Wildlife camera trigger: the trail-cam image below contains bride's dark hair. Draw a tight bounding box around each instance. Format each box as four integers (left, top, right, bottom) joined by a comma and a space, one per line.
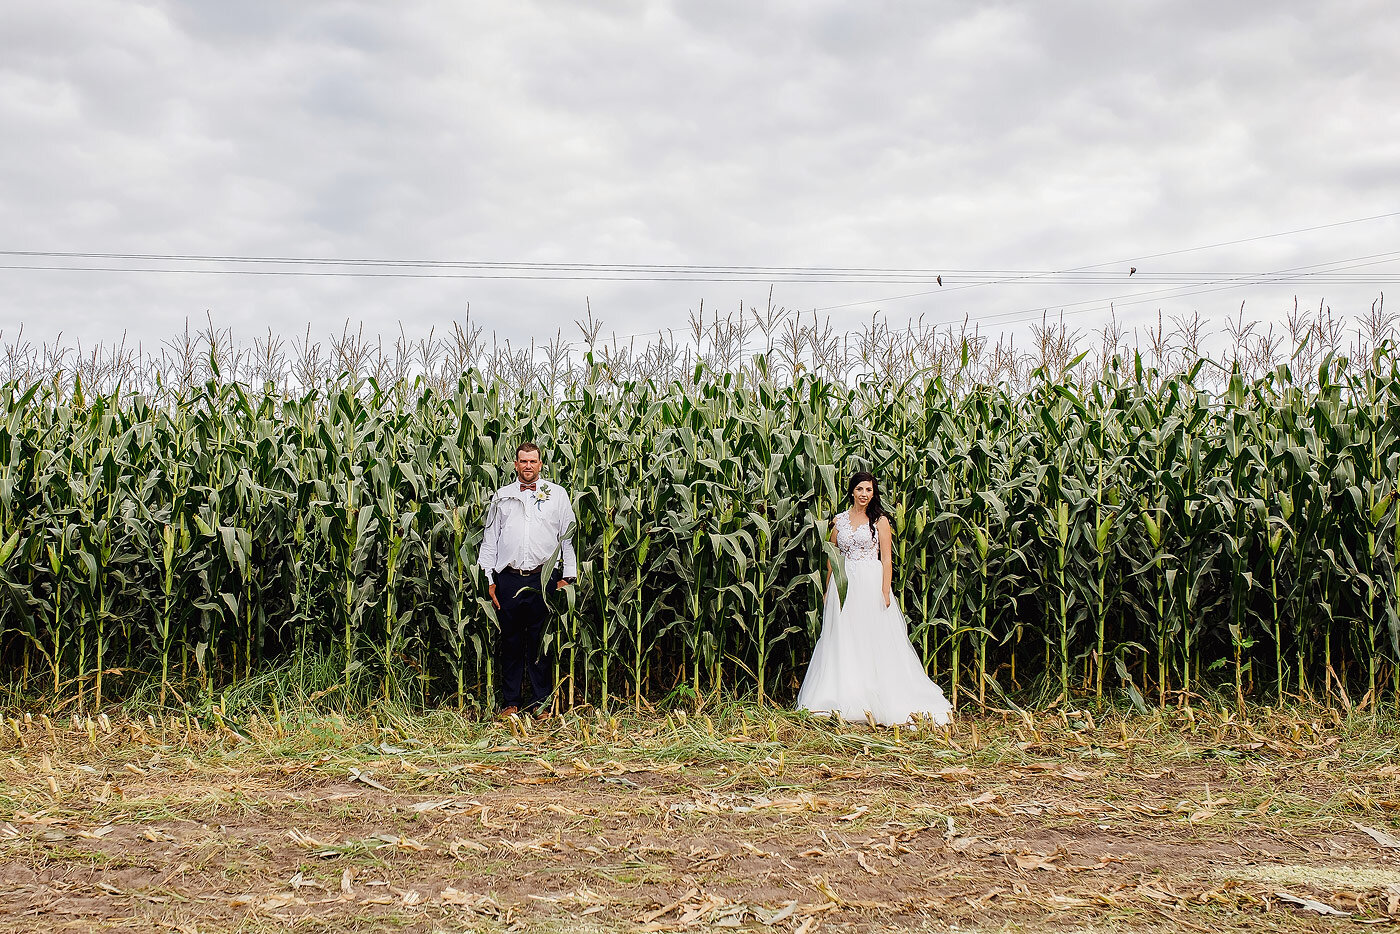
847, 471, 890, 550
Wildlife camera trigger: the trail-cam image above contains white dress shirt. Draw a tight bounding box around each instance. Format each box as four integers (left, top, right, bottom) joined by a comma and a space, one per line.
478, 478, 579, 583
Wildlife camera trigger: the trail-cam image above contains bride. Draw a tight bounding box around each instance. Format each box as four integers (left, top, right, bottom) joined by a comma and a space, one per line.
797, 471, 953, 727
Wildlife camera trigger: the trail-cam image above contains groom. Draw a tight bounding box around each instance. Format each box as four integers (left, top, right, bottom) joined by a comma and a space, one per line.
478, 442, 577, 716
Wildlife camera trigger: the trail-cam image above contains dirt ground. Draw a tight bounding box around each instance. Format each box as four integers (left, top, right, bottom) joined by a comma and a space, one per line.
1, 705, 1397, 932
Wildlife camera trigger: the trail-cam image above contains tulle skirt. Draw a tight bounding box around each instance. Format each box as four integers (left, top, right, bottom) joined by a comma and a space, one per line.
796, 560, 953, 727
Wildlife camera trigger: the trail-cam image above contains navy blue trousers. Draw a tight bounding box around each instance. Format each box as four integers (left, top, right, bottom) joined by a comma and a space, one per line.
495, 567, 558, 710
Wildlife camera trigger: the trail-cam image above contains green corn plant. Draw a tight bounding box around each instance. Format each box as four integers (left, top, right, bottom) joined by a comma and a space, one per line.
433, 504, 478, 710
3, 328, 1400, 714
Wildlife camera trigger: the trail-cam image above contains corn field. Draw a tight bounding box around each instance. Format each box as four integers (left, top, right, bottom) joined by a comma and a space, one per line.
1, 300, 1398, 712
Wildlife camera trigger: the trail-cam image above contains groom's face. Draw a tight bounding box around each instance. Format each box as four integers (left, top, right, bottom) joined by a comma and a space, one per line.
515, 450, 541, 484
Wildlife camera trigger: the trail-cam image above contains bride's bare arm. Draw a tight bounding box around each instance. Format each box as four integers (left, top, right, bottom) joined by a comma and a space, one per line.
824, 520, 838, 597
878, 517, 893, 606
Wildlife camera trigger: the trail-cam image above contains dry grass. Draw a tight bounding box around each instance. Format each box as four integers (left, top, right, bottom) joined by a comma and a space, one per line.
2, 703, 1398, 932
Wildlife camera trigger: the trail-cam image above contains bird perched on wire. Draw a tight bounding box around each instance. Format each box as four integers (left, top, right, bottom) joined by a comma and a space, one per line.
1129, 267, 1137, 276
937, 275, 942, 286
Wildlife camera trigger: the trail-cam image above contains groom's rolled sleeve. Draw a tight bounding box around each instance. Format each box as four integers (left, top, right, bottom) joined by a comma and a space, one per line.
478, 498, 502, 582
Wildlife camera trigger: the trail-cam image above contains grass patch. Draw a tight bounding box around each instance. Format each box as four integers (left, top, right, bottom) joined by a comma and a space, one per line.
3, 702, 1400, 931
1227, 863, 1400, 889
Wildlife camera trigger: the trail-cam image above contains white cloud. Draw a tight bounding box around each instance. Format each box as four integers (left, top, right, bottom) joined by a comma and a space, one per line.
0, 0, 1397, 354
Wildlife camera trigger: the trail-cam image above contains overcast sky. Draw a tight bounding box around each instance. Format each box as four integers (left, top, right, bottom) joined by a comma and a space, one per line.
2, 1, 1398, 356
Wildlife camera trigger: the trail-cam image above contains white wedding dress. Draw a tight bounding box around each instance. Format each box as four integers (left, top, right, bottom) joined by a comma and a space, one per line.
797, 512, 953, 726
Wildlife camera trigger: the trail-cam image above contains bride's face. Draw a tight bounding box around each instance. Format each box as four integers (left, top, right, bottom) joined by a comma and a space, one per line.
852, 480, 874, 508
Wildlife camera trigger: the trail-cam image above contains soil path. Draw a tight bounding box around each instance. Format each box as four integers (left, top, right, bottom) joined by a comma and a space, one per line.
1, 711, 1395, 931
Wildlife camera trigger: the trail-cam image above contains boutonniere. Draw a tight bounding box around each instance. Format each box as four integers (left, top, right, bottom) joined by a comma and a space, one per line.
531, 483, 552, 507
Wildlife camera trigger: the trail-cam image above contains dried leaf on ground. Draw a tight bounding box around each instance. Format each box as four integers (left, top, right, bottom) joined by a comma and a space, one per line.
1353, 821, 1400, 850
1275, 890, 1350, 916
347, 767, 390, 791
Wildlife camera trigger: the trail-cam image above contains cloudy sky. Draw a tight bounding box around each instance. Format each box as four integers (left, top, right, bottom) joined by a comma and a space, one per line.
2, 0, 1398, 356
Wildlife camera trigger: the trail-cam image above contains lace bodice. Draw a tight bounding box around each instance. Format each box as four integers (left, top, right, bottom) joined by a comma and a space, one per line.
835, 511, 880, 562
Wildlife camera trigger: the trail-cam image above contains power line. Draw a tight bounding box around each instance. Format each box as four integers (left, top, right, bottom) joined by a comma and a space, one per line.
3, 210, 1397, 281
4, 211, 1395, 347
5, 260, 1400, 288
593, 250, 1400, 345
811, 210, 1400, 312
922, 252, 1400, 333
